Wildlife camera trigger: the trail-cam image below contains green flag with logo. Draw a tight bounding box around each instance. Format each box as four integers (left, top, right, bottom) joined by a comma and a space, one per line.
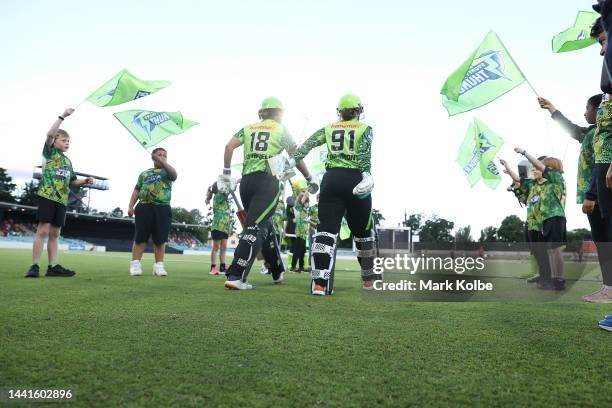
441, 31, 527, 116
86, 69, 170, 107
340, 218, 351, 240
456, 118, 504, 189
552, 11, 599, 53
114, 110, 198, 148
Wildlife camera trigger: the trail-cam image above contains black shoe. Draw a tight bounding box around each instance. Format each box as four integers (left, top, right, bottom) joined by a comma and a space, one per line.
552, 278, 566, 291
46, 264, 76, 277
219, 264, 226, 273
526, 275, 541, 283
537, 280, 555, 290
25, 264, 40, 278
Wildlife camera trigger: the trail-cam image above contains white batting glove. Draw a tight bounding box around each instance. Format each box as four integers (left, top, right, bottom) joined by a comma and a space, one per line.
352, 172, 374, 197
217, 172, 237, 193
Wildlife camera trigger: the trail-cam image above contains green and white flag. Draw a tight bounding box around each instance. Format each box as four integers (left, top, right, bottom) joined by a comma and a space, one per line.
441, 31, 526, 116
456, 117, 504, 189
552, 11, 599, 53
339, 218, 351, 240
114, 110, 198, 148
86, 69, 170, 107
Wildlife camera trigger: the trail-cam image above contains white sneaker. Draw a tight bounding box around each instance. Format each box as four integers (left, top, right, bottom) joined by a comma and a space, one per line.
273, 272, 284, 285
224, 279, 253, 290
153, 262, 168, 277
129, 260, 142, 276
260, 264, 269, 274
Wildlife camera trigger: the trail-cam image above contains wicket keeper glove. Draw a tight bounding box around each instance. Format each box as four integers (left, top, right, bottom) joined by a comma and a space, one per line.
352, 172, 374, 198
306, 175, 319, 194
217, 172, 237, 193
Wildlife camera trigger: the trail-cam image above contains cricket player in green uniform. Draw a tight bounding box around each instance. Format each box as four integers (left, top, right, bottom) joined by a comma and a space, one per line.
128, 148, 177, 277
25, 108, 94, 278
219, 97, 316, 290
206, 182, 233, 275
286, 94, 377, 295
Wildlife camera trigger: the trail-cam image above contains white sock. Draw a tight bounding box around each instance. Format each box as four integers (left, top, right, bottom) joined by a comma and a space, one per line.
604, 285, 612, 290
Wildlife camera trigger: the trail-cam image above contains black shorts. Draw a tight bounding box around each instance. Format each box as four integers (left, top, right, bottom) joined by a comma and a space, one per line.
596, 163, 612, 218
542, 216, 567, 248
211, 230, 229, 240
37, 197, 67, 227
239, 172, 280, 226
134, 203, 172, 245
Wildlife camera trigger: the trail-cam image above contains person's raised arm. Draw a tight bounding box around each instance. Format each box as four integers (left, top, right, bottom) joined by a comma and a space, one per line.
514, 147, 545, 172
46, 108, 74, 146
499, 158, 520, 184
538, 97, 588, 142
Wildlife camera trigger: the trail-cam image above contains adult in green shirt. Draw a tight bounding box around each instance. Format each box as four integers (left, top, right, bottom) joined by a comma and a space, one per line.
289, 94, 377, 295
26, 108, 93, 278
220, 97, 316, 290
538, 94, 612, 300
127, 148, 177, 277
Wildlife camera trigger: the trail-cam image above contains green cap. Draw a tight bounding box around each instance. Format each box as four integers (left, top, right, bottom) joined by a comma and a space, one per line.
261, 97, 283, 110
337, 94, 362, 110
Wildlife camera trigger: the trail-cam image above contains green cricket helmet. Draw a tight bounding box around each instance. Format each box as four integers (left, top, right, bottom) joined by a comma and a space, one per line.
337, 94, 362, 110
260, 97, 283, 110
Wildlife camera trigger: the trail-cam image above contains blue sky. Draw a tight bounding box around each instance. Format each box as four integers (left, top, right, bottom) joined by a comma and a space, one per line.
0, 0, 605, 236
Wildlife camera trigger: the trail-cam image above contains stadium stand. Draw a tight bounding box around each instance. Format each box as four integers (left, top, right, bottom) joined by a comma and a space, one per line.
0, 202, 208, 253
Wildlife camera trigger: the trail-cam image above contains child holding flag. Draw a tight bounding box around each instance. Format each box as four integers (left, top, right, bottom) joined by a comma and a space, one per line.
500, 158, 549, 287
291, 191, 310, 272
513, 149, 567, 290
206, 182, 233, 275
127, 148, 177, 277
25, 108, 94, 278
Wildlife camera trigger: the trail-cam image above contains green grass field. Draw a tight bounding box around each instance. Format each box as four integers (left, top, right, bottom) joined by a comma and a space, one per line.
2, 249, 612, 407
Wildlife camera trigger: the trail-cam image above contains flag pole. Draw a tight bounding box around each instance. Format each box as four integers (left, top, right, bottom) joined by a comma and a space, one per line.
74, 99, 87, 110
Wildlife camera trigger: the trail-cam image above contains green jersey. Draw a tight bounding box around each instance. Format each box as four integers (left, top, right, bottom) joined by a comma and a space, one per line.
294, 202, 310, 240
37, 143, 75, 205
511, 179, 543, 232
211, 192, 232, 234
135, 168, 172, 205
308, 204, 319, 228
272, 199, 286, 234
234, 119, 296, 175
577, 128, 596, 203
594, 97, 612, 164
294, 120, 373, 172
540, 168, 566, 221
